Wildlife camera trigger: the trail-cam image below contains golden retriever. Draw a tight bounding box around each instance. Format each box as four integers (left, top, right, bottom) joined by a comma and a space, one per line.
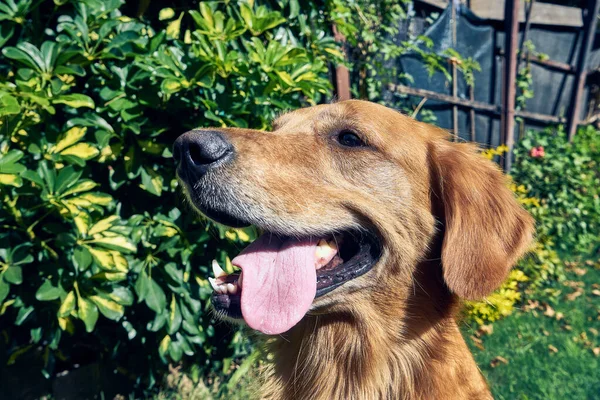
173, 100, 534, 399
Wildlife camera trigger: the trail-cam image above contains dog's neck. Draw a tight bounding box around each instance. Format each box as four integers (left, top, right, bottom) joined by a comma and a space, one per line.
261, 262, 492, 400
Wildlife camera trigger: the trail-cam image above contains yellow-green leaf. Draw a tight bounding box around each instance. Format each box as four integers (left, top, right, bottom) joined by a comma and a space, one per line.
87, 247, 115, 269
91, 271, 127, 282
167, 295, 182, 335
159, 335, 171, 358
110, 251, 128, 272
89, 236, 136, 254
60, 142, 99, 160
61, 180, 97, 197
159, 7, 175, 20
166, 12, 183, 38
0, 173, 23, 187
78, 192, 112, 205
58, 291, 76, 317
89, 295, 124, 321
88, 215, 119, 236
53, 94, 95, 109
78, 296, 98, 332
52, 126, 87, 154
74, 212, 91, 236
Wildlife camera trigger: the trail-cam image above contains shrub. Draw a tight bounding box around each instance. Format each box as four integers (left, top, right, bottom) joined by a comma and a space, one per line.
466, 269, 528, 325
512, 125, 600, 256
466, 126, 599, 324
0, 0, 337, 391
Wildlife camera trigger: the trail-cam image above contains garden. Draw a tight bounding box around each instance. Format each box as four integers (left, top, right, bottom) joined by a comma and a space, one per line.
0, 1, 598, 399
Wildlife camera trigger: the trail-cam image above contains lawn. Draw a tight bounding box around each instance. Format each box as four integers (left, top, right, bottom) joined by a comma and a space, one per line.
464, 259, 600, 400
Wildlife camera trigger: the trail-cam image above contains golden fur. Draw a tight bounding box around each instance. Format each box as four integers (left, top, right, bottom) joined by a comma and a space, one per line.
180, 100, 534, 399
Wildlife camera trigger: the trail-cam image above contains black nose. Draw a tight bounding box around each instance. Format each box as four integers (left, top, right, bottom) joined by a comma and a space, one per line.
173, 130, 233, 179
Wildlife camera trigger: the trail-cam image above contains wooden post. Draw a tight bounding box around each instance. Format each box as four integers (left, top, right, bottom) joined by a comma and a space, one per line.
332, 25, 351, 101
567, 0, 600, 141
518, 0, 534, 140
469, 86, 476, 141
451, 0, 459, 140
501, 0, 520, 172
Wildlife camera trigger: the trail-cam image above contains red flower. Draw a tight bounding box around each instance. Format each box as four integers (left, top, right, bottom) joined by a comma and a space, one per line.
529, 146, 545, 158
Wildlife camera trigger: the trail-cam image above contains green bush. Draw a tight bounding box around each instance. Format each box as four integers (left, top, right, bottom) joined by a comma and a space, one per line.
466, 127, 599, 324
512, 125, 600, 256
0, 0, 337, 390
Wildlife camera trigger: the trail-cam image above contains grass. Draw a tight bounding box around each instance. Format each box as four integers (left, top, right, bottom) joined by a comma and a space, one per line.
464, 259, 600, 400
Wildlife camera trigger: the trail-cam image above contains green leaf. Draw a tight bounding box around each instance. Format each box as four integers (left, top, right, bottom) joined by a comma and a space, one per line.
21, 170, 44, 187
60, 179, 97, 197
73, 246, 93, 270
2, 43, 43, 71
0, 93, 20, 117
66, 114, 114, 134
0, 24, 15, 48
145, 276, 166, 313
0, 279, 9, 303
140, 167, 163, 196
164, 262, 183, 282
53, 94, 95, 109
58, 291, 76, 317
78, 296, 99, 332
4, 266, 22, 285
89, 295, 124, 321
168, 338, 183, 362
0, 150, 26, 174
135, 271, 149, 302
0, 150, 24, 168
15, 305, 34, 325
36, 280, 62, 301
54, 166, 82, 194
148, 310, 167, 332
104, 287, 133, 306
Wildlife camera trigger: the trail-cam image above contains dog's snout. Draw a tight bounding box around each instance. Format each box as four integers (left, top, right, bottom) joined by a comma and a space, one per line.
173, 130, 233, 178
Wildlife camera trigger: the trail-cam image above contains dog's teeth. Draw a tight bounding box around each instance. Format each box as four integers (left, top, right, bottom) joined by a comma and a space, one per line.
315, 239, 338, 268
238, 272, 243, 287
212, 259, 227, 278
208, 277, 219, 291
226, 283, 237, 294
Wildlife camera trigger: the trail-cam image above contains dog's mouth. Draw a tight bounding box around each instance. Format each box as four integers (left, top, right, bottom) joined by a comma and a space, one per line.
209, 229, 381, 335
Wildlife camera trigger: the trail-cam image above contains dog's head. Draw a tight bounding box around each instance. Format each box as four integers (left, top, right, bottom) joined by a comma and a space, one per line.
174, 100, 534, 335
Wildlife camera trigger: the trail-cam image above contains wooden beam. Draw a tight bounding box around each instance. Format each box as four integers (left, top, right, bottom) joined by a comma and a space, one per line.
501, 0, 520, 171
389, 84, 566, 124
416, 0, 584, 27
390, 84, 498, 112
497, 49, 575, 73
567, 0, 600, 141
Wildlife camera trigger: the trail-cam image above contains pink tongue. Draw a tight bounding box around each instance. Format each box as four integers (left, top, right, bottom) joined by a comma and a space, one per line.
232, 234, 318, 335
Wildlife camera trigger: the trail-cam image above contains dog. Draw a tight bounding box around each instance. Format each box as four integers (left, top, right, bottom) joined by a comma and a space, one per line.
173, 100, 534, 399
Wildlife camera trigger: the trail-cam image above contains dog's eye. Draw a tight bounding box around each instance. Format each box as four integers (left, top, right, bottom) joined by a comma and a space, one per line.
337, 130, 366, 148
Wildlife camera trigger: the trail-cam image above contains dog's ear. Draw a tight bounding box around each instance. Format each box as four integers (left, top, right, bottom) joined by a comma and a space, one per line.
430, 140, 534, 300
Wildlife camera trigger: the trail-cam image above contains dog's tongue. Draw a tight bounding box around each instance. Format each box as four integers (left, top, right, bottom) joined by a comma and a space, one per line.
232, 234, 318, 335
